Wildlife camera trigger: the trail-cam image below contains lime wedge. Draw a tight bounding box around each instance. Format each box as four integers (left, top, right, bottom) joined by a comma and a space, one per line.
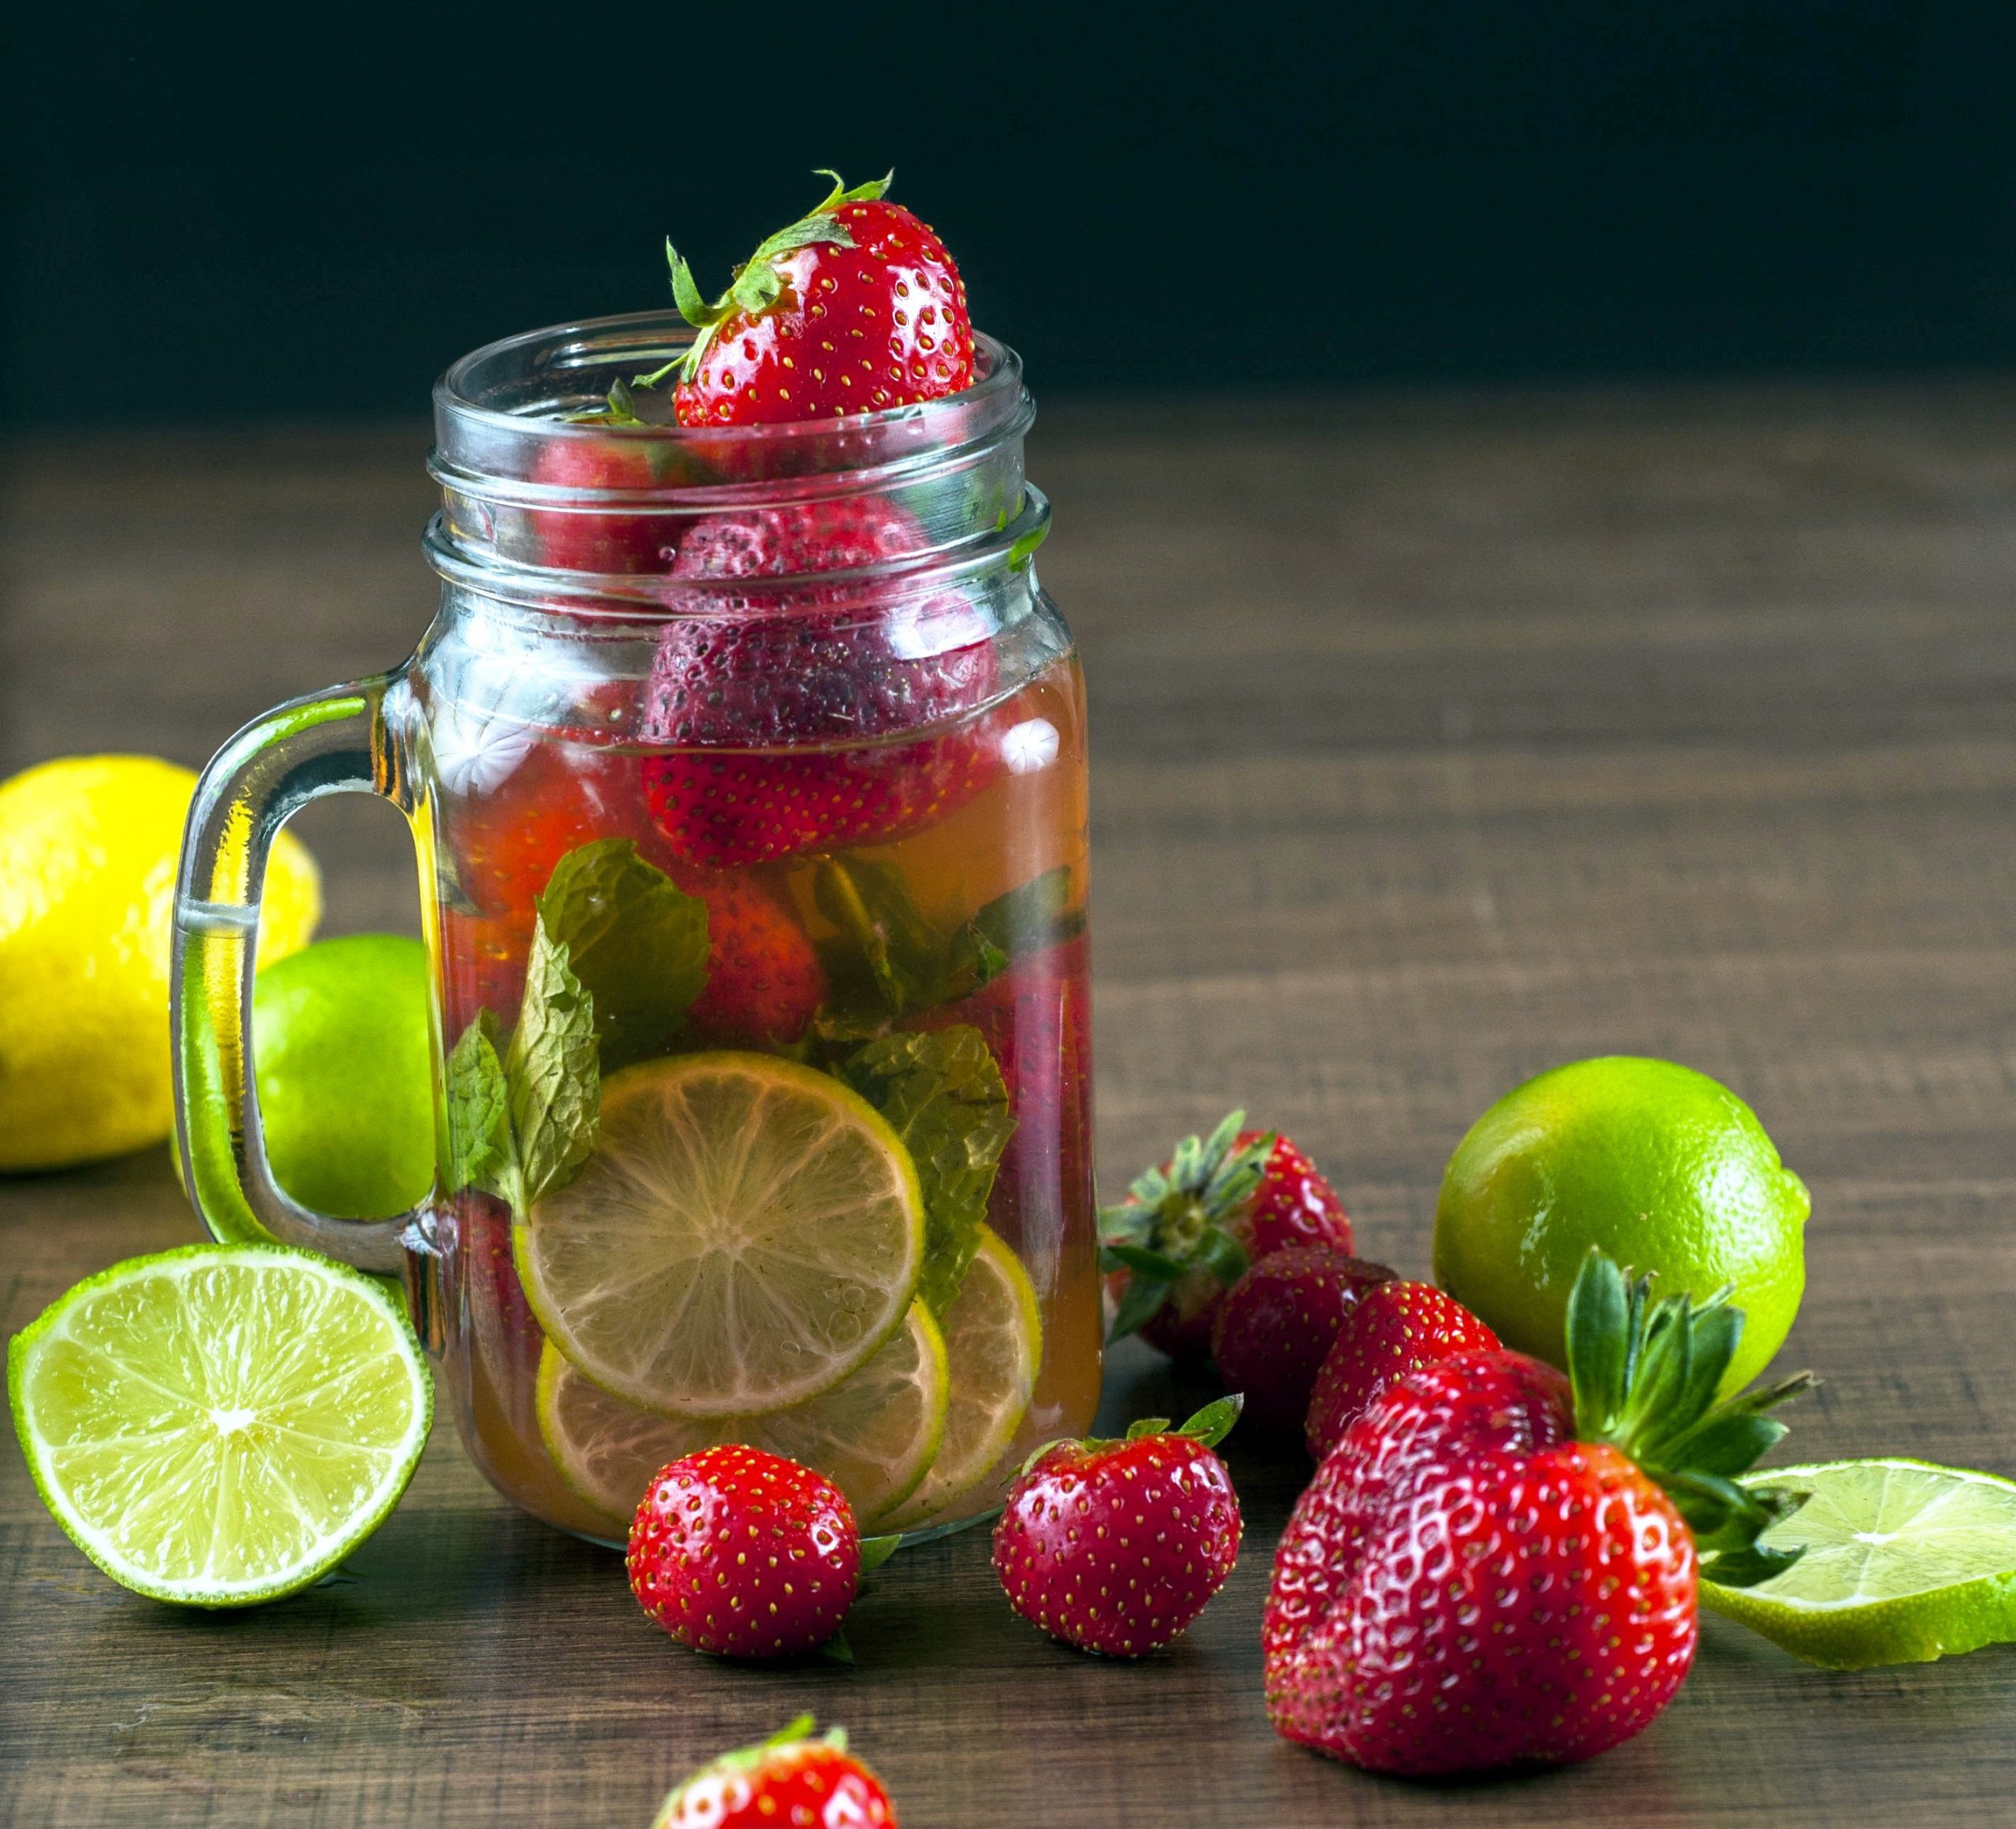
878, 1227, 1041, 1534
537, 1300, 948, 1527
518, 1052, 925, 1417
1702, 1457, 2016, 1668
6, 1244, 430, 1607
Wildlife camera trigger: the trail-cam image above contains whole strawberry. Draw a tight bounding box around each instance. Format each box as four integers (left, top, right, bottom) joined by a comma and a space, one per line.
1303, 1279, 1500, 1460
639, 495, 999, 868
1208, 1249, 1395, 1433
993, 1398, 1243, 1657
664, 172, 973, 427
681, 873, 828, 1046
1264, 1251, 1811, 1775
1101, 1111, 1353, 1360
653, 1716, 895, 1829
628, 1445, 860, 1658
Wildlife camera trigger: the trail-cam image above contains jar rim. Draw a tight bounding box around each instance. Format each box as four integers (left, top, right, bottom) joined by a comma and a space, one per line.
435, 309, 1025, 465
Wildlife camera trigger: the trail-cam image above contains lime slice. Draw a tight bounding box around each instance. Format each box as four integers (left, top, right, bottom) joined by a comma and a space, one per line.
537, 1300, 948, 1527
877, 1227, 1041, 1533
1702, 1457, 2016, 1668
6, 1244, 431, 1607
518, 1052, 925, 1417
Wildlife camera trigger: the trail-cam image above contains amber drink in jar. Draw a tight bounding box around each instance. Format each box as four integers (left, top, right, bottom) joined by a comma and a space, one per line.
173, 311, 1098, 1542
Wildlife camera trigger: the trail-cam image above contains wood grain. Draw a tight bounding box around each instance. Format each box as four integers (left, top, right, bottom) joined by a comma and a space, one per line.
6, 384, 2016, 1826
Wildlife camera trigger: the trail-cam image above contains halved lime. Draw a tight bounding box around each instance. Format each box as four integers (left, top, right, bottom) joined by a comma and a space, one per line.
537, 1300, 948, 1527
517, 1053, 925, 1417
6, 1244, 431, 1607
1702, 1457, 2016, 1668
878, 1227, 1042, 1534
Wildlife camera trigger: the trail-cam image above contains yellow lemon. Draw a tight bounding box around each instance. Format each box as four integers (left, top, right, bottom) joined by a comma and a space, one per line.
0, 757, 321, 1172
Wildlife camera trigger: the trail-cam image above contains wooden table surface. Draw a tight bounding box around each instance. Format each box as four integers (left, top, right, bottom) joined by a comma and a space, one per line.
6, 385, 2016, 1826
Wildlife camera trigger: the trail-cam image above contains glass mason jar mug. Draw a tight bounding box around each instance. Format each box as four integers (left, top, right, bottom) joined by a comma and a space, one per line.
172, 313, 1098, 1543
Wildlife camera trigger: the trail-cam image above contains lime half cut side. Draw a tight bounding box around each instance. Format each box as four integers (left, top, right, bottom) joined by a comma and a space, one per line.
6, 1244, 431, 1607
878, 1227, 1042, 1534
518, 1052, 925, 1418
537, 1300, 948, 1527
1702, 1457, 2016, 1669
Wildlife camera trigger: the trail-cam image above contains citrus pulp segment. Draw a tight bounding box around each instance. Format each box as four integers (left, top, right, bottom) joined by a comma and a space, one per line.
517, 1052, 925, 1416
536, 1301, 948, 1527
877, 1226, 1041, 1533
1702, 1457, 2016, 1669
6, 1244, 430, 1606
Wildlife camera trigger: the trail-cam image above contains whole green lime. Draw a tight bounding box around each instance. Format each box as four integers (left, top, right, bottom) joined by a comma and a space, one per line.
1432, 1057, 1807, 1394
253, 934, 435, 1220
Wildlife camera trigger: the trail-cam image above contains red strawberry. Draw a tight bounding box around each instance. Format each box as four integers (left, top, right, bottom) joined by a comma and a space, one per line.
665, 172, 973, 428
1263, 1252, 1811, 1775
1303, 1279, 1500, 1461
639, 494, 1000, 869
628, 1446, 860, 1659
991, 1398, 1242, 1657
652, 1717, 895, 1829
682, 873, 828, 1046
1208, 1250, 1395, 1433
527, 435, 676, 575
1101, 1113, 1353, 1361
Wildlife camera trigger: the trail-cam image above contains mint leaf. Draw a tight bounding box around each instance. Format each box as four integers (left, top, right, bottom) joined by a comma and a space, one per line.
506, 920, 600, 1205
537, 839, 708, 1073
445, 1011, 520, 1206
949, 866, 1081, 992
839, 1026, 1015, 1316
814, 857, 951, 1019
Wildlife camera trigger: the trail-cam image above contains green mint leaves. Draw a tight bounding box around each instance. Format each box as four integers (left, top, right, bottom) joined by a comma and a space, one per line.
445, 1011, 517, 1209
505, 924, 602, 1205
813, 859, 1083, 1042
537, 839, 708, 1073
445, 841, 711, 1211
839, 1026, 1015, 1316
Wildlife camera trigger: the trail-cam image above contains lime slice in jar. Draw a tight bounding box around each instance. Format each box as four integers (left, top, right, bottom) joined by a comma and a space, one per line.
536, 1301, 949, 1528
7, 1244, 431, 1607
516, 1051, 925, 1417
877, 1227, 1042, 1534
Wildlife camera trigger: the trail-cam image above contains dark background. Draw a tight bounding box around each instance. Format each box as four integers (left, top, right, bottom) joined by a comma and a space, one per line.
6, 2, 2013, 423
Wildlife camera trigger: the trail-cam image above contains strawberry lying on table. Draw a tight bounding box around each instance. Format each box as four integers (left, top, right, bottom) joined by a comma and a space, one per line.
1265, 1249, 1811, 1775
1100, 1111, 1358, 1360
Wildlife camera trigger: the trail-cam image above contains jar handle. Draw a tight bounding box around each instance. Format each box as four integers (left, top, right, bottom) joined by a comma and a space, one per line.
172, 675, 422, 1273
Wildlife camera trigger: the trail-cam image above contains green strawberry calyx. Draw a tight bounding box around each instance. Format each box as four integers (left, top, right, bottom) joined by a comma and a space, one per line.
639, 170, 895, 394
1566, 1247, 1814, 1588
1099, 1109, 1272, 1340
1017, 1395, 1244, 1479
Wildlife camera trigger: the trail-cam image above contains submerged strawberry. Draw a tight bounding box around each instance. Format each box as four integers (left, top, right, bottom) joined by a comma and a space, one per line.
528, 435, 675, 575
663, 171, 973, 428
1101, 1113, 1354, 1360
1208, 1250, 1395, 1434
993, 1398, 1243, 1657
639, 495, 1000, 868
681, 872, 828, 1046
652, 1716, 896, 1829
1264, 1251, 1811, 1775
1303, 1279, 1500, 1461
628, 1445, 861, 1660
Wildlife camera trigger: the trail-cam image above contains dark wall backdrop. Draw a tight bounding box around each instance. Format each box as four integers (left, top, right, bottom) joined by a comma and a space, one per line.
7, 2, 2013, 422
